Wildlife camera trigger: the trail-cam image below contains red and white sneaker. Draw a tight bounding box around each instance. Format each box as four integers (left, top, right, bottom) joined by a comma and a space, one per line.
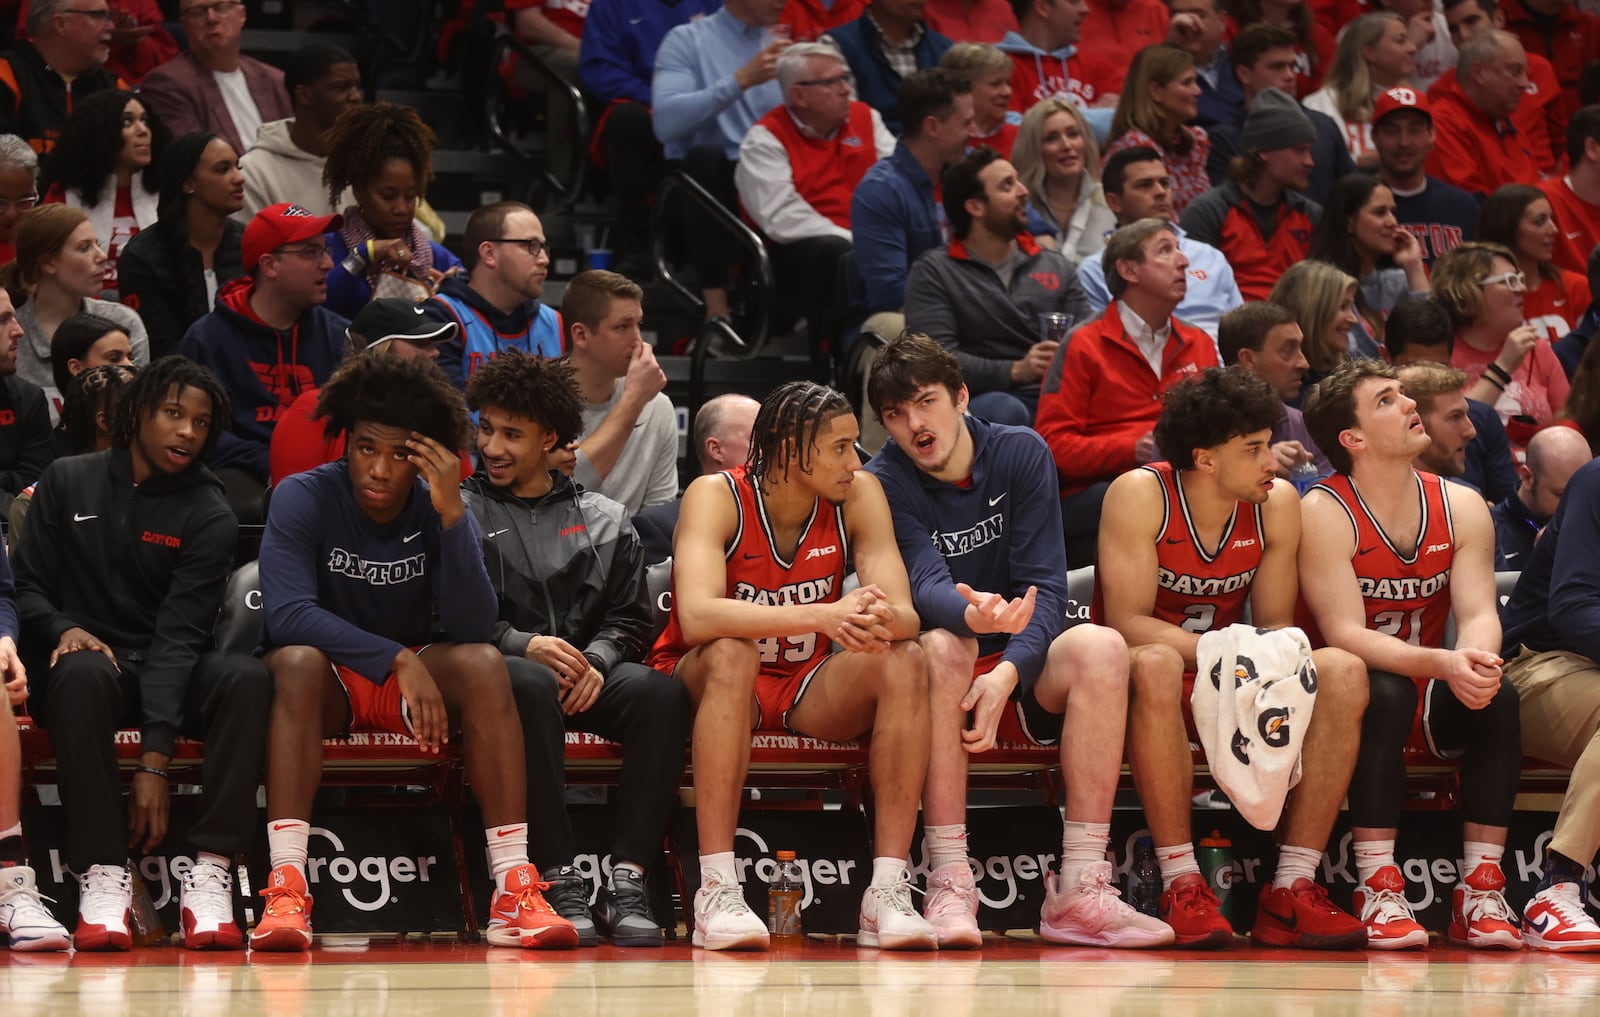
1351, 866, 1428, 950
1158, 872, 1234, 949
249, 865, 314, 952
1448, 863, 1521, 950
74, 864, 133, 951
1523, 882, 1600, 953
486, 864, 580, 949
1252, 878, 1367, 950
0, 866, 70, 951
923, 861, 982, 950
181, 860, 244, 950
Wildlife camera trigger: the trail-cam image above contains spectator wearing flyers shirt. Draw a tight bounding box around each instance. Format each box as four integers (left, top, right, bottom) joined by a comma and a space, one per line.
1370, 85, 1481, 270
996, 0, 1119, 139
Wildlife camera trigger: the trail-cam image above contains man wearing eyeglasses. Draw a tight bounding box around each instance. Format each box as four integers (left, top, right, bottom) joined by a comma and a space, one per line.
177, 203, 350, 523
138, 0, 291, 157
736, 43, 894, 371
425, 201, 563, 390
0, 0, 128, 154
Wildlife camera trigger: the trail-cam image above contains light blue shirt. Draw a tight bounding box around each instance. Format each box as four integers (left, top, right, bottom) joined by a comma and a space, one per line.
1076, 226, 1242, 341
651, 7, 784, 160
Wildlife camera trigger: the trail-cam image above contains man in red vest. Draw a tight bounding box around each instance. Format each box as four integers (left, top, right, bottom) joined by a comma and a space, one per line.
736, 41, 894, 359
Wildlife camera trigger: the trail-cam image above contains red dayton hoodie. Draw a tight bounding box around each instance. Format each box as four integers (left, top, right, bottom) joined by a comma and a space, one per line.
177, 275, 349, 482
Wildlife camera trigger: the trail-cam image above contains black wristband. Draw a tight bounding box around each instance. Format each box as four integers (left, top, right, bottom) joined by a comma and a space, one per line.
135, 765, 169, 780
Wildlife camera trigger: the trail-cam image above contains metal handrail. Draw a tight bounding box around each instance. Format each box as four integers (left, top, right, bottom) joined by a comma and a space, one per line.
650, 171, 775, 351
485, 29, 591, 214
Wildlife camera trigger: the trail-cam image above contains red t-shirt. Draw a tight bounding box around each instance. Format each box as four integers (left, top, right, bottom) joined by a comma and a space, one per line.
506, 0, 588, 39
1538, 175, 1600, 278
1522, 269, 1592, 345
1078, 0, 1170, 94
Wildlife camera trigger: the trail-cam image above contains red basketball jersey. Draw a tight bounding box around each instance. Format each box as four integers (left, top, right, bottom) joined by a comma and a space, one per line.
649, 468, 850, 679
1093, 462, 1264, 633
1316, 471, 1455, 647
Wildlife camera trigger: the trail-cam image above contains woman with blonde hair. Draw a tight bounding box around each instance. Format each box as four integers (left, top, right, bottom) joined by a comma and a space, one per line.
1302, 12, 1416, 168
1010, 99, 1114, 264
1434, 241, 1569, 450
1103, 45, 1210, 215
4, 204, 148, 419
940, 43, 1017, 156
1268, 259, 1360, 396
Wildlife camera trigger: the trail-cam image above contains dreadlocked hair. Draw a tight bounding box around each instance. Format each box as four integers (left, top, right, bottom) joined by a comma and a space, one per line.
111, 356, 231, 458
321, 103, 436, 211
61, 362, 137, 455
314, 352, 472, 451
464, 349, 584, 449
746, 381, 854, 480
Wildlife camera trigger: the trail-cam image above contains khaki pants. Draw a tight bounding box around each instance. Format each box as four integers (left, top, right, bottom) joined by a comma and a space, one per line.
1506, 647, 1600, 864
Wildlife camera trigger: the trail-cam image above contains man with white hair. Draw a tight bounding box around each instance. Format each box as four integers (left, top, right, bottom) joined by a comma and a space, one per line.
1426, 30, 1540, 198
736, 41, 894, 358
0, 136, 38, 264
632, 393, 760, 564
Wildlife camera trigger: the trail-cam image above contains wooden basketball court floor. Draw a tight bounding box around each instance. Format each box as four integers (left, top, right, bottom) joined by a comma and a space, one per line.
4, 939, 1598, 1016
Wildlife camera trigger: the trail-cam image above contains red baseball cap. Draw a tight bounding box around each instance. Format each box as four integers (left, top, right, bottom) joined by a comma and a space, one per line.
242, 202, 345, 268
1373, 86, 1431, 126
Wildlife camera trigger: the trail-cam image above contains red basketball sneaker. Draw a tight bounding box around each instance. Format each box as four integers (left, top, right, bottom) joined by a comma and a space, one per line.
1252, 878, 1367, 950
250, 865, 314, 952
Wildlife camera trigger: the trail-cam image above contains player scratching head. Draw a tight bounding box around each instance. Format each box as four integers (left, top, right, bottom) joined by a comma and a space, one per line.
112, 355, 231, 484
1303, 358, 1427, 476
1154, 365, 1285, 503
867, 332, 974, 481
465, 348, 585, 499
748, 380, 860, 504
315, 353, 472, 524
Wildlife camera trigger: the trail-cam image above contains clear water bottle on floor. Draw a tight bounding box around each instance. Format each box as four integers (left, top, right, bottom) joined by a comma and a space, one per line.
767, 850, 804, 946
1127, 836, 1161, 918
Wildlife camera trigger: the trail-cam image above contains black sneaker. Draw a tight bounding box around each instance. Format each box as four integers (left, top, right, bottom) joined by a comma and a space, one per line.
542, 866, 598, 947
596, 866, 664, 947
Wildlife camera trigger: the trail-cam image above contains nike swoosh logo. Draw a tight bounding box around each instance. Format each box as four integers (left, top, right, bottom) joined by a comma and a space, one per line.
1358, 547, 1377, 556
989, 493, 1006, 506
487, 528, 510, 538
743, 552, 761, 560
1529, 912, 1557, 933
1164, 537, 1184, 545
495, 828, 523, 838
1261, 903, 1298, 929
403, 531, 422, 543
1568, 231, 1584, 240
1504, 551, 1519, 560
412, 305, 426, 314
73, 513, 96, 522
628, 15, 644, 22
271, 822, 300, 831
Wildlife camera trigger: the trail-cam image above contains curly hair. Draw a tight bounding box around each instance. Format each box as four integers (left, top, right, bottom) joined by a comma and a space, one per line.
61, 362, 136, 455
747, 381, 854, 480
314, 353, 471, 451
42, 90, 167, 207
464, 349, 584, 449
1154, 367, 1285, 470
321, 103, 436, 211
111, 356, 232, 459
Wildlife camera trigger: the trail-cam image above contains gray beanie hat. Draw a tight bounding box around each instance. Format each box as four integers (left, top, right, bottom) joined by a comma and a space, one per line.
1243, 88, 1316, 153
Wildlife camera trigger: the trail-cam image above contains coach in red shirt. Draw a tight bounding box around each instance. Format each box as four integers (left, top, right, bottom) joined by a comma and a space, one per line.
1035, 217, 1219, 564
1427, 30, 1542, 198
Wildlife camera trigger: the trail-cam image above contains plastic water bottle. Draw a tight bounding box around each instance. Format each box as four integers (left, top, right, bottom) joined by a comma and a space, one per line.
1127, 836, 1161, 918
130, 869, 167, 946
766, 851, 804, 945
1290, 460, 1320, 495
1198, 830, 1236, 922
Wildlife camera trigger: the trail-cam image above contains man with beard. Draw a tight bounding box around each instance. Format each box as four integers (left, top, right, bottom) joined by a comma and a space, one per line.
905, 146, 1089, 427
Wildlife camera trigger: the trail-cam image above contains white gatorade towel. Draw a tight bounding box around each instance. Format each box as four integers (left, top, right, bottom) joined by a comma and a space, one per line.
1192, 624, 1318, 831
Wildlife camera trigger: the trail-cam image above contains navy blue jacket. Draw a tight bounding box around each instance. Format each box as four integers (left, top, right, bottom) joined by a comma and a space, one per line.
177, 276, 348, 482
1195, 50, 1244, 129
864, 416, 1067, 693
1462, 398, 1518, 506
1503, 458, 1600, 662
1555, 305, 1597, 379
259, 461, 497, 682
826, 16, 951, 135
850, 141, 944, 324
